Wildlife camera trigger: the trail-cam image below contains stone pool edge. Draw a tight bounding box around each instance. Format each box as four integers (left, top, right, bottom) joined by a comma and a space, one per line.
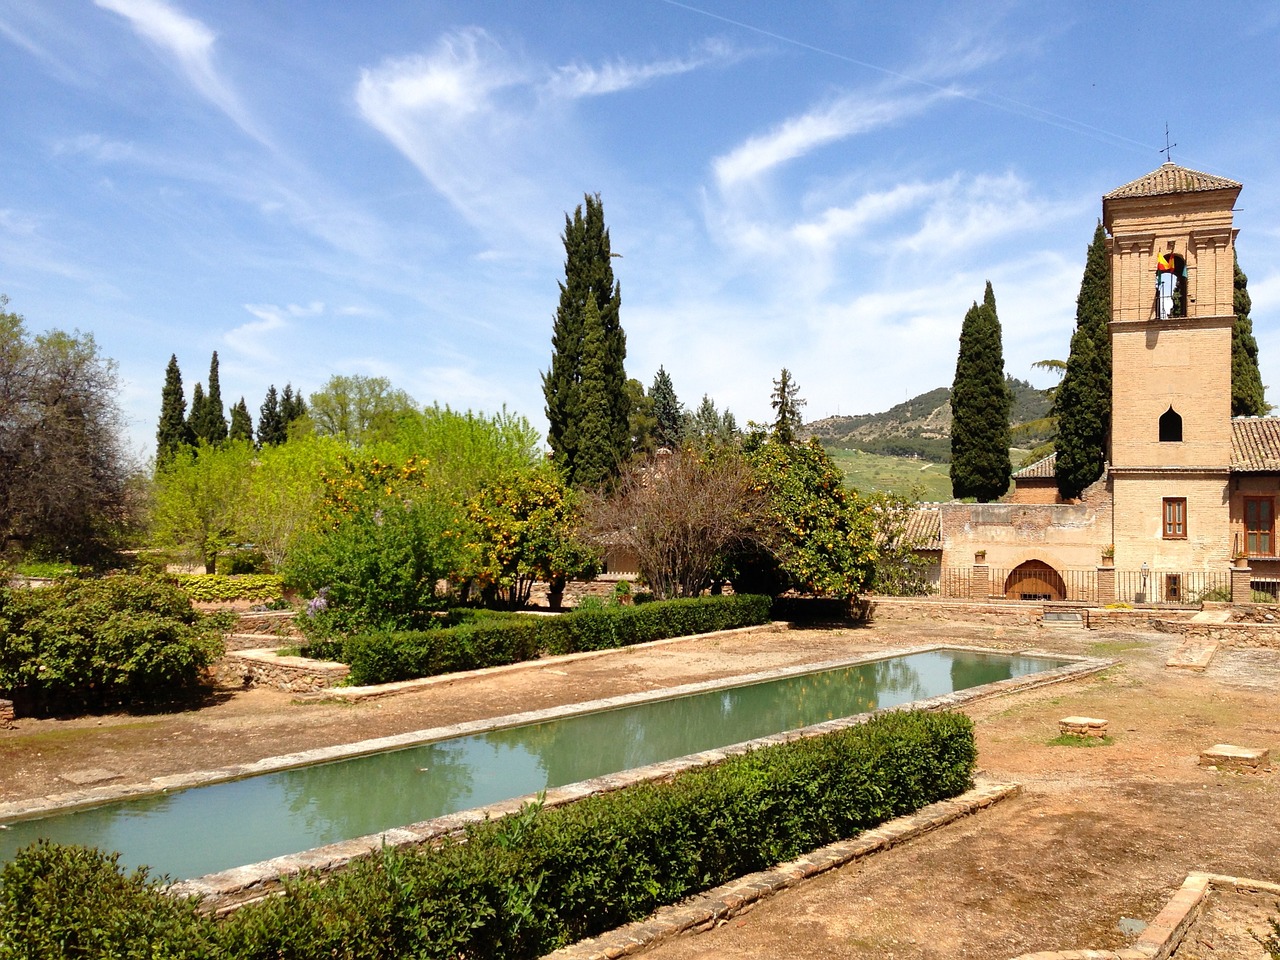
156, 647, 1111, 913
0, 643, 1106, 826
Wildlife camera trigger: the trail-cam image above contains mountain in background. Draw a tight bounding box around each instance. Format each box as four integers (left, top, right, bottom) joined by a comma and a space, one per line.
804, 377, 1052, 463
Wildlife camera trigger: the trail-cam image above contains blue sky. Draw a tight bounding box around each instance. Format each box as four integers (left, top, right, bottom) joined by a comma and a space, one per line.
3, 1, 1279, 460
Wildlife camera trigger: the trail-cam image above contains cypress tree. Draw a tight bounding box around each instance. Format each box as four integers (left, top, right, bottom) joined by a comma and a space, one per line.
229, 397, 254, 443
187, 382, 206, 442
258, 385, 284, 446
1052, 327, 1107, 499
571, 298, 614, 488
950, 282, 1012, 501
1055, 222, 1113, 499
650, 366, 683, 449
156, 354, 192, 465
1231, 250, 1267, 417
542, 193, 627, 482
190, 352, 228, 444
280, 383, 307, 428
204, 351, 228, 443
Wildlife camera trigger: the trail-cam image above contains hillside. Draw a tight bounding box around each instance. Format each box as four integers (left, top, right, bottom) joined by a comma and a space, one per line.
805, 378, 1052, 462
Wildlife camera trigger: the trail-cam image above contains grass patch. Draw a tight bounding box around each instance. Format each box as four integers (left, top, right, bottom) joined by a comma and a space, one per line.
823, 448, 954, 500
1047, 734, 1115, 748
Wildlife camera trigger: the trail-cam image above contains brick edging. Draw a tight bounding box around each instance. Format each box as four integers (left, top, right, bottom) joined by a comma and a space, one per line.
543, 780, 1022, 960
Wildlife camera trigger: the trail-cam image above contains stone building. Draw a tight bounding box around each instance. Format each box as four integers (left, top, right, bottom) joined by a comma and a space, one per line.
935, 162, 1279, 604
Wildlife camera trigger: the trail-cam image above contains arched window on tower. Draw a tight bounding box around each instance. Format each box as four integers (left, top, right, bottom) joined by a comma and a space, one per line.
1156, 253, 1188, 319
1159, 406, 1183, 442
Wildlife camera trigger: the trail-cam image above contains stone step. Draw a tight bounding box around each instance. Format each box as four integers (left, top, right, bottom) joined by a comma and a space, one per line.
1166, 639, 1219, 671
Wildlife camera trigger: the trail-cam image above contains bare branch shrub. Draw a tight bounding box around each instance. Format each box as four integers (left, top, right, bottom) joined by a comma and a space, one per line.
586, 448, 772, 600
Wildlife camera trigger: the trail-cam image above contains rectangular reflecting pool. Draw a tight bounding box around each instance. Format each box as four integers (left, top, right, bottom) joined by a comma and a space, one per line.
0, 649, 1069, 880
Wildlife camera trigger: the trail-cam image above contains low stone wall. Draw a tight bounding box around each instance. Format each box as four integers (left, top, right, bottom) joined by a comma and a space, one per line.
1085, 608, 1196, 630
234, 610, 301, 638
216, 649, 349, 692
1181, 622, 1280, 649
870, 597, 1043, 626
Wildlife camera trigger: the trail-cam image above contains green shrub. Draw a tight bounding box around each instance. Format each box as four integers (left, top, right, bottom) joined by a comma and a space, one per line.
0, 842, 217, 960
0, 575, 227, 715
0, 711, 973, 959
285, 495, 461, 637
326, 594, 772, 685
174, 574, 284, 604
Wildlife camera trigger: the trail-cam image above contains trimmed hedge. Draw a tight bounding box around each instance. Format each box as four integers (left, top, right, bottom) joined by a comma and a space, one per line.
0, 576, 228, 716
0, 710, 975, 959
173, 574, 284, 604
314, 594, 773, 685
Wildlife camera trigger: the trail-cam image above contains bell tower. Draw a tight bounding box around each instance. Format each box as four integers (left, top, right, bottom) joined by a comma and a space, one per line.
1103, 163, 1241, 570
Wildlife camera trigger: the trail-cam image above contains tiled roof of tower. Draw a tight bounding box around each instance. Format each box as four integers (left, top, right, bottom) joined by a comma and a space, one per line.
1104, 163, 1241, 200
1231, 418, 1280, 471
1012, 452, 1055, 479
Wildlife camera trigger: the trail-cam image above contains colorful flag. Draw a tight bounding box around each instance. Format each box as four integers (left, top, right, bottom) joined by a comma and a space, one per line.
1156, 253, 1174, 272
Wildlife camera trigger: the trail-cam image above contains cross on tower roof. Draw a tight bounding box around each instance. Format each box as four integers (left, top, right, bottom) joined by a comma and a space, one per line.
1161, 123, 1177, 164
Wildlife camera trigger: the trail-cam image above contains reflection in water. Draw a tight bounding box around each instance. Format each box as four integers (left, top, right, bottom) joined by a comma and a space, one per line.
0, 650, 1064, 879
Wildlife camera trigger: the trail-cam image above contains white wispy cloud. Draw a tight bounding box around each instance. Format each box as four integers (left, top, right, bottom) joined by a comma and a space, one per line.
713, 89, 949, 190
226, 301, 323, 360
93, 0, 265, 143
545, 39, 737, 98
893, 172, 1079, 253
356, 29, 734, 247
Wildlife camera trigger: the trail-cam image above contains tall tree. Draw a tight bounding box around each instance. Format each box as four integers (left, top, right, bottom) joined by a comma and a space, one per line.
650, 366, 683, 449
307, 374, 416, 445
229, 396, 254, 443
687, 394, 739, 449
1, 297, 132, 562
567, 299, 615, 489
950, 281, 1011, 501
1055, 222, 1113, 499
1231, 250, 1267, 417
187, 381, 206, 443
258, 385, 285, 446
156, 354, 192, 465
542, 193, 627, 482
625, 378, 656, 456
189, 351, 228, 445
770, 368, 806, 444
280, 383, 307, 430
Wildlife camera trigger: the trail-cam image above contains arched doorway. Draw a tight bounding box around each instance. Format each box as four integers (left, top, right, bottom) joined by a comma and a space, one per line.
1004, 560, 1066, 601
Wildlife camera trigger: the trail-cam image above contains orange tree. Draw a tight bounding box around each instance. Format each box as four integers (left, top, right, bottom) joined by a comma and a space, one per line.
734, 436, 877, 601
458, 466, 599, 610
283, 452, 463, 634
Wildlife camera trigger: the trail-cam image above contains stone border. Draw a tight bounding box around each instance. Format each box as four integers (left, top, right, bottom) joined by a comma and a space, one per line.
292, 622, 792, 701
1, 644, 1112, 914
543, 780, 1022, 960
1008, 873, 1280, 960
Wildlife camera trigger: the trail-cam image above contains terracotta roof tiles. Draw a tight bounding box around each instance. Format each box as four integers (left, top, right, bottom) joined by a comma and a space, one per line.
1104, 163, 1241, 200
903, 506, 941, 551
1012, 452, 1056, 479
1232, 418, 1280, 471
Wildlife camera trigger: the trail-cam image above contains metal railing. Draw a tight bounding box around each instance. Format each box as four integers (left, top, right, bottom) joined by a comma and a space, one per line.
935, 566, 1231, 605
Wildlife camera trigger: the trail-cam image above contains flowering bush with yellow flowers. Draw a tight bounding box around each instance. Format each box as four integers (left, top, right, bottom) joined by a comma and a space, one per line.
457, 466, 600, 610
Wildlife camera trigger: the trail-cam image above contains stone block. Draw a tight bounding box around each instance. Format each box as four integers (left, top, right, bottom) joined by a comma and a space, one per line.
0, 698, 13, 728
1059, 716, 1109, 737
1199, 743, 1270, 770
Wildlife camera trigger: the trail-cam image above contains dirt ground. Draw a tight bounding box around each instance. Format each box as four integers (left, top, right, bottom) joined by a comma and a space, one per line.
2, 613, 1278, 959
